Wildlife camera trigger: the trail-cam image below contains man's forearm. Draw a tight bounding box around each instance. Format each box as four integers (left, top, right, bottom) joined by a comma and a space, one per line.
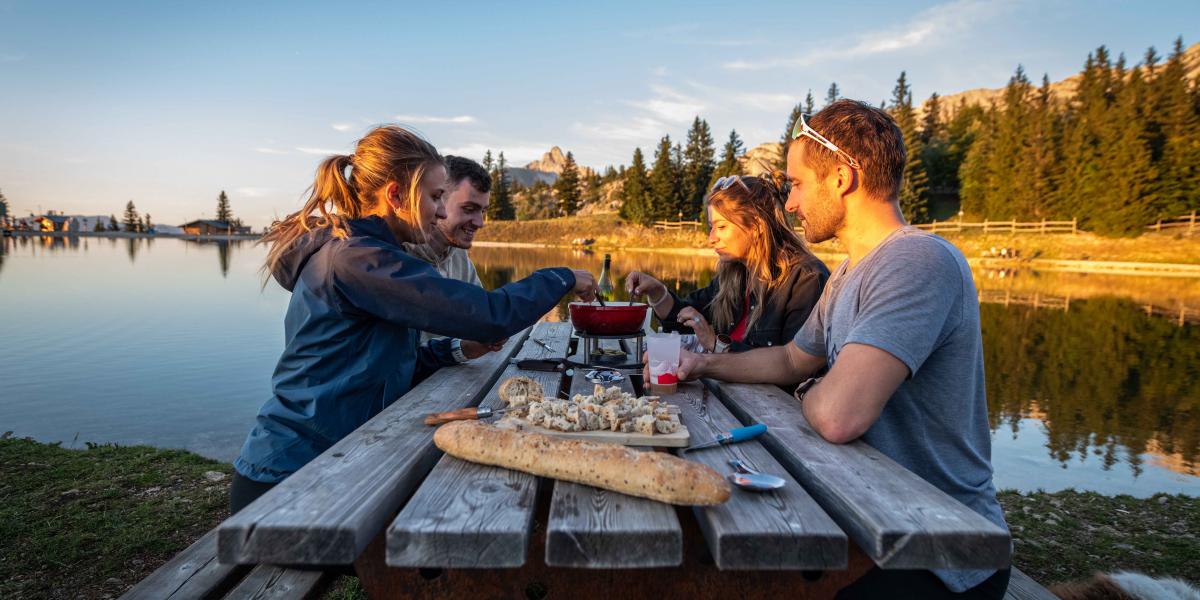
699, 346, 806, 386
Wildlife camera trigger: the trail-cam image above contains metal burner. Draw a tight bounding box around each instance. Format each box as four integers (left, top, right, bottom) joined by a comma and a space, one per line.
573, 329, 646, 370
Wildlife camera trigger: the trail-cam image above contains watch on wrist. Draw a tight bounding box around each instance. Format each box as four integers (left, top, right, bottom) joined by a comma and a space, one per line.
713, 334, 731, 354
450, 338, 469, 364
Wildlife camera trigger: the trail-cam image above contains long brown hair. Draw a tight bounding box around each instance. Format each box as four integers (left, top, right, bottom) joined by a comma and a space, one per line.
262, 125, 442, 275
706, 174, 811, 333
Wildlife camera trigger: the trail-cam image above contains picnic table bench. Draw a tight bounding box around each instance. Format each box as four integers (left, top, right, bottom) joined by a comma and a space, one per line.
126, 318, 1053, 599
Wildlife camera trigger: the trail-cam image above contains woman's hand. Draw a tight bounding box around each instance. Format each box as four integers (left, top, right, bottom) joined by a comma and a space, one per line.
461, 339, 507, 359
625, 271, 666, 301
571, 270, 597, 302
676, 306, 716, 352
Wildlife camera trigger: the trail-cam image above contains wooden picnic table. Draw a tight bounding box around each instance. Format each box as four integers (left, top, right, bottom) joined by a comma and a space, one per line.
214, 318, 1012, 599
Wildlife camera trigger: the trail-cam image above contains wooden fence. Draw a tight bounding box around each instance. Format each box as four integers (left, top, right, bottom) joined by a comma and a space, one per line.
1147, 211, 1198, 236
657, 213, 1198, 237
915, 219, 1078, 234
652, 220, 704, 231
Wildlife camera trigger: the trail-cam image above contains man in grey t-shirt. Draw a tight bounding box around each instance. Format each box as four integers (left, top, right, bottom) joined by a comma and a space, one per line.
675, 100, 1009, 599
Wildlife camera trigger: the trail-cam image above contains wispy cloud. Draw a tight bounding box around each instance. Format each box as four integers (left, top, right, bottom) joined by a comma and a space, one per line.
330, 123, 356, 132
235, 187, 272, 198
0, 52, 25, 63
295, 147, 345, 155
393, 114, 477, 124
625, 84, 704, 123
723, 0, 1008, 70
440, 142, 550, 165
571, 117, 666, 143
255, 147, 288, 155
731, 92, 798, 112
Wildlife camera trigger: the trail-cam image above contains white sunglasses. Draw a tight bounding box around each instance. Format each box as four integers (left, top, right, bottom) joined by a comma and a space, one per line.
791, 113, 861, 169
711, 175, 750, 192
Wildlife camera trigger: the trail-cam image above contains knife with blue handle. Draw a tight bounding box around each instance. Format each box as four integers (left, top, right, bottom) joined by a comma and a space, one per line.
681, 423, 767, 453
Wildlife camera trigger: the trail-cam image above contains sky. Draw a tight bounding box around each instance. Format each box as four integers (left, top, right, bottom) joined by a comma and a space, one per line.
1, 0, 1198, 228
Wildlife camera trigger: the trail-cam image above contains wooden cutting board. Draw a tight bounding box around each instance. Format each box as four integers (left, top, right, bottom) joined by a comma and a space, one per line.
495, 417, 691, 448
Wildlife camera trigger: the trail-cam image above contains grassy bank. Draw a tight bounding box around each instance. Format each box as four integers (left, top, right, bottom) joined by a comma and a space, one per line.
2, 436, 1196, 599
476, 213, 1200, 265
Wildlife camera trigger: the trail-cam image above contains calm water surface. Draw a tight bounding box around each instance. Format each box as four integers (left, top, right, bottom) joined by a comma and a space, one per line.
1, 235, 1197, 497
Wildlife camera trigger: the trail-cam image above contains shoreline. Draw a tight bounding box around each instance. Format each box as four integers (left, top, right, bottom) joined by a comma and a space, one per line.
11, 229, 1200, 277
6, 231, 261, 241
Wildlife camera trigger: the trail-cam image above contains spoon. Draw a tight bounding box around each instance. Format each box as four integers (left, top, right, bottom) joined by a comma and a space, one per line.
727, 458, 786, 492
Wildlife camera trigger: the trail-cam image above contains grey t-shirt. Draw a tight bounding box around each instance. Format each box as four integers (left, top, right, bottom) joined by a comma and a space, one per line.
794, 226, 1007, 592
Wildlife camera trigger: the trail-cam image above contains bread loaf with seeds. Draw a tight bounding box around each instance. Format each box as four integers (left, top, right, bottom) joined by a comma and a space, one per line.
434, 420, 730, 506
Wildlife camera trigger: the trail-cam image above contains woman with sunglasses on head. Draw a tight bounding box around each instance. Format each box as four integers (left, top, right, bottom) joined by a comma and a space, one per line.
625, 173, 829, 354
229, 125, 596, 512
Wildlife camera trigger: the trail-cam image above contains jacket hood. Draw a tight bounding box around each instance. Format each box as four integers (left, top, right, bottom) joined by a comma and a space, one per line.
271, 216, 397, 292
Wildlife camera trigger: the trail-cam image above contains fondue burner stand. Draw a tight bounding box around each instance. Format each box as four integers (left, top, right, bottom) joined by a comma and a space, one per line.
574, 329, 645, 370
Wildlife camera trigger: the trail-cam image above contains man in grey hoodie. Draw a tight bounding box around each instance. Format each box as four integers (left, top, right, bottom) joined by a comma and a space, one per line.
406, 156, 498, 359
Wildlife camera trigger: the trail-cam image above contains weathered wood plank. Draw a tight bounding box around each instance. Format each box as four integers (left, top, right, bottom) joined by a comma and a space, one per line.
670, 381, 846, 570
544, 350, 682, 568
120, 528, 249, 600
1004, 567, 1057, 600
221, 565, 327, 600
386, 321, 571, 568
707, 380, 1011, 570
216, 329, 532, 565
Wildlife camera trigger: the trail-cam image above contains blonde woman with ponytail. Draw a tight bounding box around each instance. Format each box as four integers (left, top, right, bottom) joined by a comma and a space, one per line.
230, 126, 596, 512
626, 174, 828, 353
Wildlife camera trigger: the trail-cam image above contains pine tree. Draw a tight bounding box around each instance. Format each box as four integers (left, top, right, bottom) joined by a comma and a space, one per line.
713, 129, 745, 182
649, 135, 681, 221
108, 214, 120, 231
1056, 49, 1112, 227
554, 151, 582, 216
123, 201, 140, 232
781, 103, 804, 144
889, 72, 929, 222
620, 147, 653, 225
919, 93, 953, 208
1027, 75, 1063, 219
824, 82, 840, 107
682, 117, 716, 220
94, 220, 105, 232
216, 191, 232, 223
1101, 61, 1158, 233
143, 213, 153, 233
959, 104, 996, 218
482, 150, 494, 172
1154, 37, 1200, 218
804, 90, 816, 116
488, 152, 515, 220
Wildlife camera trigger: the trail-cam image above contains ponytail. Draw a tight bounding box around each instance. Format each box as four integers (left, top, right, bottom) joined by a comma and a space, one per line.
260, 126, 442, 278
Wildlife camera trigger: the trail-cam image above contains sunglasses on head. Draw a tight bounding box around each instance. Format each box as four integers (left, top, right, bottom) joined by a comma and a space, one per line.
791, 113, 861, 169
711, 175, 750, 192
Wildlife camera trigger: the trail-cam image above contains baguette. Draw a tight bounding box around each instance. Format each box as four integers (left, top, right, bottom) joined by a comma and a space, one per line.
434, 420, 730, 506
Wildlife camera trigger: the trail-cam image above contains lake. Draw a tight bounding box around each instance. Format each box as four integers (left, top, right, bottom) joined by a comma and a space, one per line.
1, 234, 1197, 497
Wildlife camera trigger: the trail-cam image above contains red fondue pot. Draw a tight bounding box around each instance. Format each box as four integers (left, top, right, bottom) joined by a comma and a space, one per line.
568, 302, 649, 335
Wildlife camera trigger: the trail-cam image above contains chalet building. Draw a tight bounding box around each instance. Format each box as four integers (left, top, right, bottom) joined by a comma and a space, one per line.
180, 220, 251, 235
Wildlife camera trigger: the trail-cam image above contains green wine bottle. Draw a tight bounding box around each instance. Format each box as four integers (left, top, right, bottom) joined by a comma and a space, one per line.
597, 253, 614, 302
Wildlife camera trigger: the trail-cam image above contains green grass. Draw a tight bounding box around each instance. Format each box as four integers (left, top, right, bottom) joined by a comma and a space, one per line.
1, 436, 1196, 598
998, 489, 1199, 587
0, 435, 232, 600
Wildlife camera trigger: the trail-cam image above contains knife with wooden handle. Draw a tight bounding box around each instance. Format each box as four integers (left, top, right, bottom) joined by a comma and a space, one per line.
424, 405, 517, 426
